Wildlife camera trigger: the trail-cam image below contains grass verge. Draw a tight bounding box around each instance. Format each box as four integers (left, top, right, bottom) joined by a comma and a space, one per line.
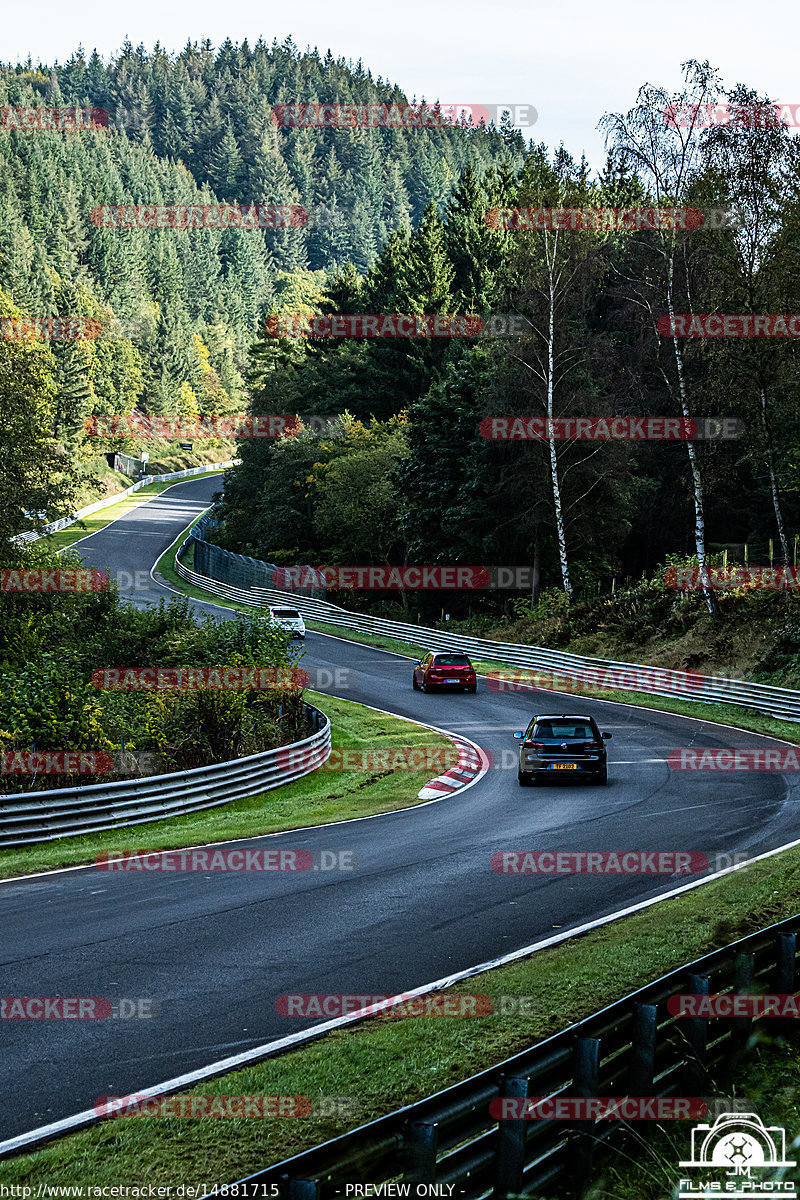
46, 470, 229, 552
3, 837, 800, 1185
0, 692, 454, 880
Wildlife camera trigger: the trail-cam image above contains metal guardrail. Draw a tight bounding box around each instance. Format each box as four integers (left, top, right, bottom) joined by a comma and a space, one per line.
0, 705, 330, 847
174, 549, 800, 724
226, 913, 800, 1199
14, 460, 236, 546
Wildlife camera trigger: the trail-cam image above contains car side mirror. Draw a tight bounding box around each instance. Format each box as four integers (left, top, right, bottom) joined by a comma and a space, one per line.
414, 661, 421, 667
602, 732, 612, 739
513, 731, 523, 739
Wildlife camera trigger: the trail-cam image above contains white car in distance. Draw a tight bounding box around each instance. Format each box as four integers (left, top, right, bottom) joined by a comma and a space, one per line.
268, 606, 306, 639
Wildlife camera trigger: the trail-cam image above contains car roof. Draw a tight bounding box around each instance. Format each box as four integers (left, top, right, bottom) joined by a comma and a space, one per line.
432, 650, 471, 655
533, 714, 594, 721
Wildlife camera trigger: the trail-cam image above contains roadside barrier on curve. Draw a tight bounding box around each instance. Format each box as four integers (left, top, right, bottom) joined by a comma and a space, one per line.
0, 705, 329, 847
174, 540, 800, 724
14, 461, 237, 546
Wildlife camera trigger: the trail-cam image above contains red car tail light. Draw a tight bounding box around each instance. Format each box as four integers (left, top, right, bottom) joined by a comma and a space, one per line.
524, 740, 546, 749
583, 741, 602, 752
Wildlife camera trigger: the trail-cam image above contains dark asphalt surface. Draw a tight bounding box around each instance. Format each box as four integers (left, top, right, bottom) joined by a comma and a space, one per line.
2, 475, 798, 1140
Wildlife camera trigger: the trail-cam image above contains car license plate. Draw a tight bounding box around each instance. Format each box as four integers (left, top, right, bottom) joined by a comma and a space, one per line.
445, 678, 460, 683
550, 763, 578, 770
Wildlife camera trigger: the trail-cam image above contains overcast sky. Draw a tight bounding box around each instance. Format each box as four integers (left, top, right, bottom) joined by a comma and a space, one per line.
6, 0, 797, 170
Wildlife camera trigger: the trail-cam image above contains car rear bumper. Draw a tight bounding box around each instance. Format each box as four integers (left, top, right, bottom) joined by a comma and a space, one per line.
521, 758, 605, 777
427, 678, 476, 689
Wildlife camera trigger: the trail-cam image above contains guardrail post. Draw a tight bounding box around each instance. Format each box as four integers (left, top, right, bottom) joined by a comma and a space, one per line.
492, 1074, 530, 1199
775, 931, 797, 993
629, 1003, 658, 1096
774, 931, 797, 1037
568, 1037, 600, 1195
682, 974, 709, 1094
731, 952, 755, 1052
402, 1120, 438, 1183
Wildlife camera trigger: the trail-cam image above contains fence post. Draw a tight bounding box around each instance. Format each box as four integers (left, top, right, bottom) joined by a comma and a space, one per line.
774, 932, 797, 1037
682, 974, 709, 1094
403, 1120, 438, 1183
568, 1037, 600, 1195
493, 1074, 530, 1198
731, 952, 755, 1052
629, 1003, 658, 1095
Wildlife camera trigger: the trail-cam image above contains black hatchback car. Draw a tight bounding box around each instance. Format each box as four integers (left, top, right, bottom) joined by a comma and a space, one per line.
514, 714, 611, 785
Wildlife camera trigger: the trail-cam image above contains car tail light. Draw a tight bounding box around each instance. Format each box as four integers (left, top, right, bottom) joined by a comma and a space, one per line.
583, 741, 602, 752
524, 740, 546, 749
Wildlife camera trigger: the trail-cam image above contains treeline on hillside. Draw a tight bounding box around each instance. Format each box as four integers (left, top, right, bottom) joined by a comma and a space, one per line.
212, 63, 800, 615
0, 38, 522, 535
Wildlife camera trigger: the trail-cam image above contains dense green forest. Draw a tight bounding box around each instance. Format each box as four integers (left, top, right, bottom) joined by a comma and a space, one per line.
2, 48, 800, 619
214, 64, 800, 617
0, 36, 521, 525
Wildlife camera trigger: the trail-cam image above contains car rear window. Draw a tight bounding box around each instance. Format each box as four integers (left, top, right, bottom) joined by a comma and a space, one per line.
272, 609, 301, 618
433, 655, 471, 666
534, 722, 594, 739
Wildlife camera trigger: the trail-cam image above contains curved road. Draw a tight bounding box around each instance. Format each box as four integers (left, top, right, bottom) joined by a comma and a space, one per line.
2, 475, 798, 1141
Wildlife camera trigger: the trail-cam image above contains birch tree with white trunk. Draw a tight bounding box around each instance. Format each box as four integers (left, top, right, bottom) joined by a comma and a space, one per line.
600, 60, 723, 614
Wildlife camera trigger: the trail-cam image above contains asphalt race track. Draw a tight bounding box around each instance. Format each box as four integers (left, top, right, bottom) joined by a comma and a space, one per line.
2, 474, 798, 1141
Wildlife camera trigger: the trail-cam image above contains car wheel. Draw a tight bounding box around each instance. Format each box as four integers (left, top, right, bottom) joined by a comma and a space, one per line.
518, 770, 534, 787
595, 769, 608, 785
412, 675, 419, 690
466, 684, 477, 694
422, 678, 429, 693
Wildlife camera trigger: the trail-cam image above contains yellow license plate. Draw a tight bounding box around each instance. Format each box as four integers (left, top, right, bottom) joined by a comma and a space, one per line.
550, 763, 578, 770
